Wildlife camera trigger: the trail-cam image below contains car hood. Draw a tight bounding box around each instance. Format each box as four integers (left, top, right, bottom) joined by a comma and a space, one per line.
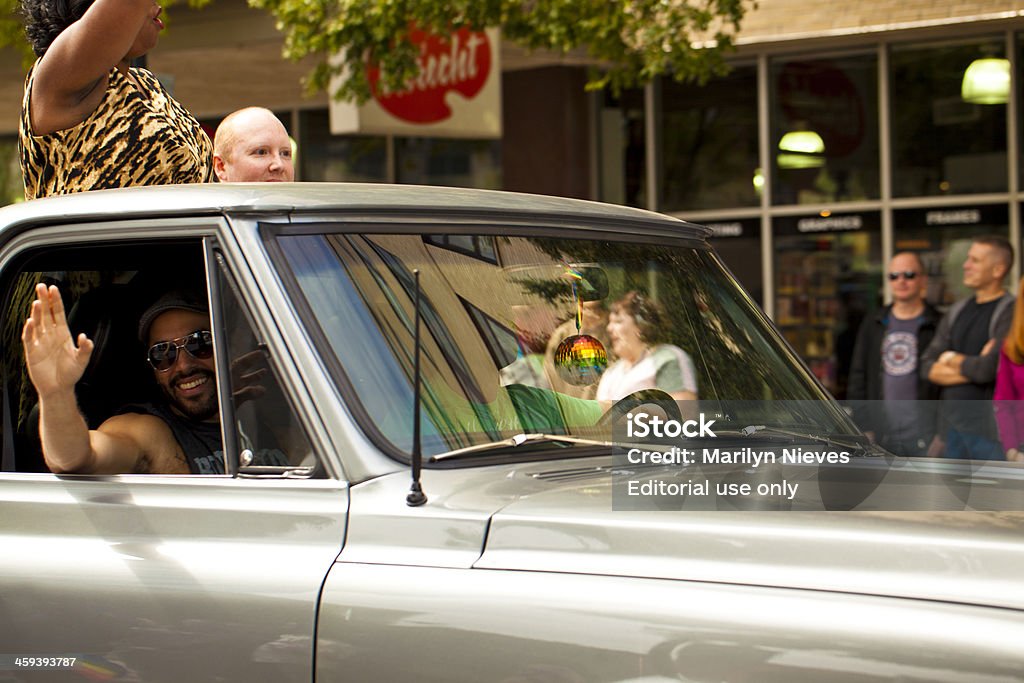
472, 459, 1024, 612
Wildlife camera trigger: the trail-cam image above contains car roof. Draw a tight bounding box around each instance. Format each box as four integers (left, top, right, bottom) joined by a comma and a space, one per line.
0, 183, 710, 240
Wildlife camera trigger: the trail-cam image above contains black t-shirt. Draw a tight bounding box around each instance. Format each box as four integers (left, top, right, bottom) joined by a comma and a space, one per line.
120, 402, 225, 474
945, 298, 999, 402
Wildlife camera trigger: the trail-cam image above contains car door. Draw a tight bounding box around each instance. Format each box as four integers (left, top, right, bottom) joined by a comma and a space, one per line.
0, 220, 348, 682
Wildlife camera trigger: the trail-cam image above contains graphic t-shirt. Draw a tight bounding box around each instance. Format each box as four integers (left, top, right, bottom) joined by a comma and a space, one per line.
882, 315, 922, 401
882, 315, 923, 438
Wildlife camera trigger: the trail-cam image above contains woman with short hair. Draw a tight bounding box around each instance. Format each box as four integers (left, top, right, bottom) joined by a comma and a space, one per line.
596, 290, 698, 402
18, 0, 212, 199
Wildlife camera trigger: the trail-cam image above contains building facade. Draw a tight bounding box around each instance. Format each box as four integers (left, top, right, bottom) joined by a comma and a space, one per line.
1, 0, 1023, 396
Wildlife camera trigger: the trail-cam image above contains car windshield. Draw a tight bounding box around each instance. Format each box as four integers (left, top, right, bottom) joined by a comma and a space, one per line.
272, 230, 856, 458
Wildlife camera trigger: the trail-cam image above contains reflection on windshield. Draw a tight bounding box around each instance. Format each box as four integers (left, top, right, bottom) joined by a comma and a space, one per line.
275, 232, 853, 457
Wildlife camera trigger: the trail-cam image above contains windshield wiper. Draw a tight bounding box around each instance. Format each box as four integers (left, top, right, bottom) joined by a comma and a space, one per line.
430, 433, 613, 462
430, 426, 876, 463
736, 424, 875, 452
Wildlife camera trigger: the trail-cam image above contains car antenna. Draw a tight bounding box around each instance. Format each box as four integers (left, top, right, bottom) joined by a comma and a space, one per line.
406, 269, 428, 507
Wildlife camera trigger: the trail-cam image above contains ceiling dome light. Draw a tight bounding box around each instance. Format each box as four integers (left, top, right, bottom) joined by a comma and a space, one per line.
961, 57, 1010, 105
778, 129, 825, 169
778, 130, 825, 155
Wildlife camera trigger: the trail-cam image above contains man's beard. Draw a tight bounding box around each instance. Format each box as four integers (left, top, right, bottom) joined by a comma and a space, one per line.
160, 370, 219, 421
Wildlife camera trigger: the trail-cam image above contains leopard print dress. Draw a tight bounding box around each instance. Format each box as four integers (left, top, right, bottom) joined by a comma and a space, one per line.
18, 61, 213, 200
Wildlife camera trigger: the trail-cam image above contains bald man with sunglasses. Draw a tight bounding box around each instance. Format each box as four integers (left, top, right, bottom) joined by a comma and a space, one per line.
847, 252, 942, 456
22, 284, 225, 474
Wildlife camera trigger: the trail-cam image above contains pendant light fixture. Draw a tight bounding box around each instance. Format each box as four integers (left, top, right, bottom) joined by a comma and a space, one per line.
777, 125, 825, 169
961, 57, 1010, 105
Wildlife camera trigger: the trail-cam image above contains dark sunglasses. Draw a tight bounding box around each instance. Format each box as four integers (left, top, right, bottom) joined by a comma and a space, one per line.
147, 330, 214, 372
888, 271, 919, 281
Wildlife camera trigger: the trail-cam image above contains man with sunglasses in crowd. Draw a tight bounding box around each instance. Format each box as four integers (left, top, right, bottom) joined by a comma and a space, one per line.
921, 236, 1015, 460
847, 252, 941, 456
22, 284, 224, 474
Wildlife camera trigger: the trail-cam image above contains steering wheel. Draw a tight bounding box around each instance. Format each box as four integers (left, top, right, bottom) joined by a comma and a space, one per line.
597, 388, 682, 427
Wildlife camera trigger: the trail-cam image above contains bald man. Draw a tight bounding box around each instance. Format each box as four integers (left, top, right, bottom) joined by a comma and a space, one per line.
213, 107, 294, 182
847, 252, 941, 456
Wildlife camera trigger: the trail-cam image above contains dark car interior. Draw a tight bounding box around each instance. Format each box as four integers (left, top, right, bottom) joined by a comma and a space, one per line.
0, 240, 207, 473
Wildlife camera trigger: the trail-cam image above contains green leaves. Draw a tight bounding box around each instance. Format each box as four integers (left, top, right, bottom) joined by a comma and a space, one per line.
0, 0, 29, 62
250, 0, 750, 103
0, 0, 749, 101
0, 0, 216, 64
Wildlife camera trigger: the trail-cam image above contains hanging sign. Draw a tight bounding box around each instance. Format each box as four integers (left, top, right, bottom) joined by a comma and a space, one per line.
775, 212, 881, 237
796, 215, 863, 233
704, 218, 761, 239
925, 209, 981, 226
330, 27, 502, 138
895, 205, 1007, 230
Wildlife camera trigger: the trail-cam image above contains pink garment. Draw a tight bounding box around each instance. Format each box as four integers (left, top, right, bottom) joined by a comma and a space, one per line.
993, 348, 1024, 452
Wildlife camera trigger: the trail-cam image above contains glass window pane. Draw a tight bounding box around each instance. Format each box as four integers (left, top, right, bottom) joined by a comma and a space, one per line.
774, 212, 882, 398
423, 234, 498, 264
705, 218, 763, 304
891, 37, 1008, 197
297, 109, 387, 182
596, 88, 646, 208
894, 205, 1010, 307
660, 65, 760, 211
395, 138, 501, 189
770, 53, 880, 205
1016, 33, 1024, 184
274, 231, 843, 458
215, 257, 317, 473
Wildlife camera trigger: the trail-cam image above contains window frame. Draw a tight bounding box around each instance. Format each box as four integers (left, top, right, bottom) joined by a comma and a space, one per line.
0, 217, 324, 480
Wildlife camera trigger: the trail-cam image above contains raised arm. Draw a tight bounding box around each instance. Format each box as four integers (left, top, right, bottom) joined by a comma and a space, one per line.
29, 0, 159, 134
21, 283, 154, 474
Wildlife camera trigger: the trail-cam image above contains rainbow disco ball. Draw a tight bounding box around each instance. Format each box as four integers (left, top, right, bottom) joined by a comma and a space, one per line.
553, 334, 608, 386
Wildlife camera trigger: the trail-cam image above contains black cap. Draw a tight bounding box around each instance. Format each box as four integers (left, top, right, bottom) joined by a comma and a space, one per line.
138, 290, 209, 343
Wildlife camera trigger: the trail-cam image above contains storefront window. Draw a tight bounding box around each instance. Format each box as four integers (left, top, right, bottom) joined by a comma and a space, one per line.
660, 65, 759, 211
894, 205, 1009, 307
704, 218, 763, 304
298, 109, 387, 182
395, 138, 501, 189
891, 37, 1008, 197
1016, 33, 1024, 186
597, 88, 646, 208
774, 212, 882, 398
770, 53, 880, 206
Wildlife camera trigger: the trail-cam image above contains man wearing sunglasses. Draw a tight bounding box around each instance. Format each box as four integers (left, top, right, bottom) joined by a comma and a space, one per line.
921, 235, 1015, 460
847, 252, 941, 456
22, 284, 224, 474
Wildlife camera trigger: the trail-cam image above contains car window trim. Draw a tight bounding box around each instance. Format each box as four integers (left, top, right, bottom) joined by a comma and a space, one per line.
206, 241, 241, 477
262, 218, 711, 250
0, 221, 227, 478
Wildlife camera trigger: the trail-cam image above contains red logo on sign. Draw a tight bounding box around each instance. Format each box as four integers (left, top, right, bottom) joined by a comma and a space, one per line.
368, 27, 491, 124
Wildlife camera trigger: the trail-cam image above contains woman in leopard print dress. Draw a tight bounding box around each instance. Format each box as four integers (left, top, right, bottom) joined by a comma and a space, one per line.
18, 0, 213, 199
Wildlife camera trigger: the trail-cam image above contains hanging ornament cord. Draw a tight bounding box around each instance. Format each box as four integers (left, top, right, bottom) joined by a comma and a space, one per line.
564, 264, 584, 334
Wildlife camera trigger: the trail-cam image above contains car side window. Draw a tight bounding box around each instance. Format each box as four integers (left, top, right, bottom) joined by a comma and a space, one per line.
214, 255, 318, 475
0, 240, 210, 473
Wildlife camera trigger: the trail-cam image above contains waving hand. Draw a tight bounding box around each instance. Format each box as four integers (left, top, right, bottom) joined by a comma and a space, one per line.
21, 283, 94, 399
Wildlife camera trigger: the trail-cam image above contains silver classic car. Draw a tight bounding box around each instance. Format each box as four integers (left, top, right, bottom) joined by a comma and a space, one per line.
0, 184, 1022, 682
